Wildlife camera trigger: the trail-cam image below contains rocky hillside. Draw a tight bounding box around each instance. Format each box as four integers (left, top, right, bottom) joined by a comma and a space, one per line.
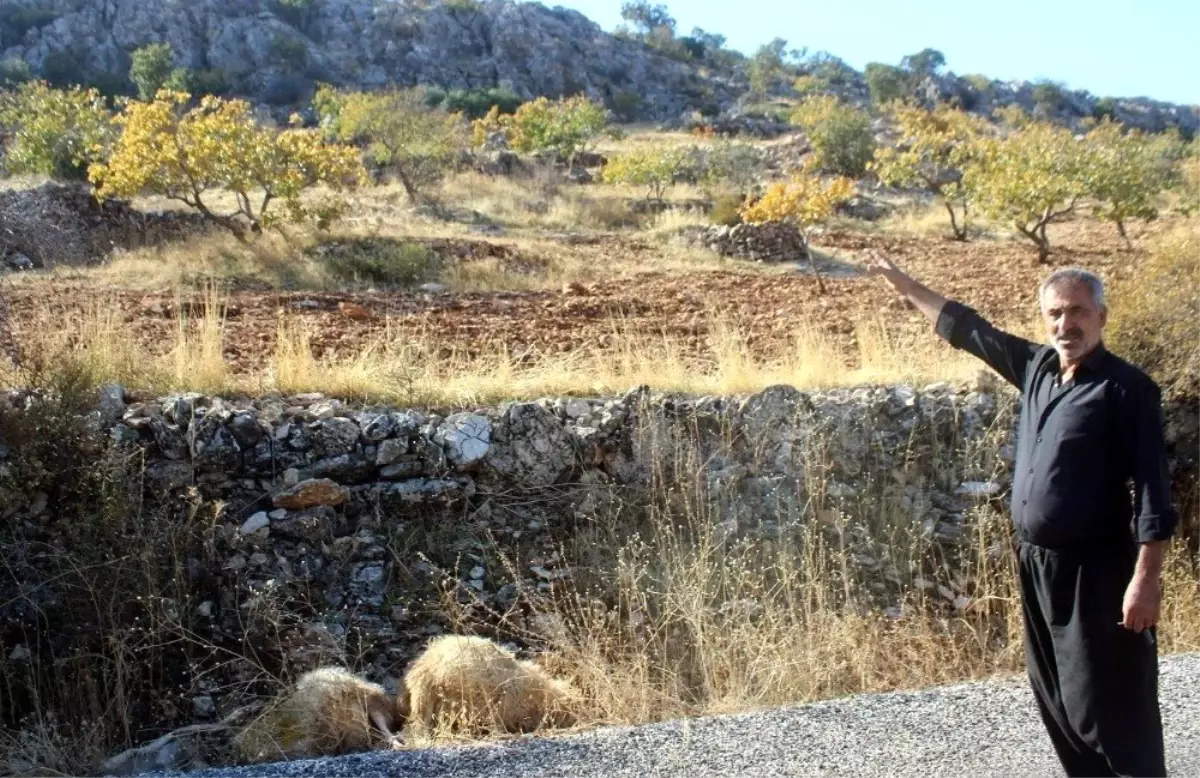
0, 0, 737, 120
0, 0, 1195, 133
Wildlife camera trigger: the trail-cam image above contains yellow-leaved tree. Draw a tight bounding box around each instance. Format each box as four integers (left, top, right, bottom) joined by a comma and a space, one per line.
88, 90, 366, 240
963, 118, 1090, 263
311, 84, 468, 202
870, 102, 990, 240
739, 163, 854, 292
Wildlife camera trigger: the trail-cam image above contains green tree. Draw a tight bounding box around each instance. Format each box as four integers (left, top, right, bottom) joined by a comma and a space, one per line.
473, 95, 608, 167
870, 103, 989, 240
789, 95, 876, 178
900, 48, 946, 77
90, 90, 366, 239
864, 63, 910, 107
129, 42, 174, 101
312, 84, 468, 202
963, 119, 1090, 262
600, 144, 694, 203
747, 37, 789, 98
1031, 80, 1066, 116
700, 138, 766, 196
0, 80, 113, 181
620, 1, 675, 43
1084, 120, 1179, 247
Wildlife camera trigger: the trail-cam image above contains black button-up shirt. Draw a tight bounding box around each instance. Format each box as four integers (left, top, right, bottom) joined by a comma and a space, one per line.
935, 300, 1177, 548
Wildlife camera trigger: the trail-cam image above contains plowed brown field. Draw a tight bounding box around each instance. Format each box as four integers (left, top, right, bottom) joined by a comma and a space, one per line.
4, 210, 1155, 387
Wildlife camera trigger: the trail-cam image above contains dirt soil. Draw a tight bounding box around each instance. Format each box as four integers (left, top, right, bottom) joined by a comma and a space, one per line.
4, 214, 1150, 380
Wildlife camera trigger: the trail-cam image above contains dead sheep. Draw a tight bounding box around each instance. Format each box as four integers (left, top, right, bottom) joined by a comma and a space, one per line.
401, 634, 579, 738
286, 666, 408, 756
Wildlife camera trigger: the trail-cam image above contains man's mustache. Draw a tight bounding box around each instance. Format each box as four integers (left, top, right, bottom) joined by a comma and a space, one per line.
1057, 328, 1083, 340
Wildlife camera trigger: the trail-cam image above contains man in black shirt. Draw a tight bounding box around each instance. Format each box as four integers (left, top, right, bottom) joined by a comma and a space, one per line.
866, 256, 1176, 777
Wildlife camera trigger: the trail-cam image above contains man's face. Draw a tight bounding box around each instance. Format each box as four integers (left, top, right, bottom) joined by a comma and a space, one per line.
1040, 280, 1106, 364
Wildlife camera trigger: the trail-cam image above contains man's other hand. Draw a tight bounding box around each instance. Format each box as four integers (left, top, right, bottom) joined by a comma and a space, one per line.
1121, 575, 1162, 633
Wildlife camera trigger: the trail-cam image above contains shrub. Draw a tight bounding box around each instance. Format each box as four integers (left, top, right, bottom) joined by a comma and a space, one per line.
870, 103, 989, 240
709, 193, 744, 226
90, 90, 366, 240
792, 74, 828, 98
600, 144, 695, 203
269, 35, 309, 70
1107, 226, 1199, 399
0, 56, 31, 86
41, 49, 86, 88
312, 84, 468, 202
963, 74, 993, 98
129, 42, 173, 100
317, 237, 439, 287
1093, 96, 1118, 121
163, 67, 230, 97
0, 80, 113, 181
789, 95, 876, 178
271, 0, 316, 26
437, 86, 522, 119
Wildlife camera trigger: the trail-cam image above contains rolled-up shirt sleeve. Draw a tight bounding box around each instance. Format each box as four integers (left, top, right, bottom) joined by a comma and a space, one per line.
934, 300, 1043, 390
1118, 378, 1178, 543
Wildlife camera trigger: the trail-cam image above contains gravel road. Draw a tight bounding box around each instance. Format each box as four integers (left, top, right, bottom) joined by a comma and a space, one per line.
164, 652, 1200, 778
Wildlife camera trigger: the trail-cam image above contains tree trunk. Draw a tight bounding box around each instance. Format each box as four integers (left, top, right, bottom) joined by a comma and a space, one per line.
946, 202, 968, 241
802, 233, 827, 294
1036, 223, 1051, 264
396, 167, 419, 203
1019, 222, 1052, 264
1117, 219, 1132, 250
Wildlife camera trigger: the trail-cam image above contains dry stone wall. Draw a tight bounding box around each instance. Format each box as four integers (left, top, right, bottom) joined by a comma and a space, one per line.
0, 380, 1195, 775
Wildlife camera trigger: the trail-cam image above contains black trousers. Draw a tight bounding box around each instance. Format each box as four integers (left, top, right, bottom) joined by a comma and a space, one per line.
1018, 539, 1167, 777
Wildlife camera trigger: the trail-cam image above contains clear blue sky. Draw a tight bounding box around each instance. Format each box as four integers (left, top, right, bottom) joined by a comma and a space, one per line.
546, 0, 1200, 105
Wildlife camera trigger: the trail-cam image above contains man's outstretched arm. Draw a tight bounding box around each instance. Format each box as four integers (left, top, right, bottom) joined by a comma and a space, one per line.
863, 254, 950, 324
863, 253, 1042, 391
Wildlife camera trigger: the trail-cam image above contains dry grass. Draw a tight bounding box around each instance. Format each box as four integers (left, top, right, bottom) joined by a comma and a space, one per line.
857, 199, 1013, 242
0, 294, 990, 407
437, 404, 1199, 732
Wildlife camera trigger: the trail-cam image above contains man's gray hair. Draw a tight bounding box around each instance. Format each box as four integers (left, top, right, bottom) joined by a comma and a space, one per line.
1039, 267, 1106, 312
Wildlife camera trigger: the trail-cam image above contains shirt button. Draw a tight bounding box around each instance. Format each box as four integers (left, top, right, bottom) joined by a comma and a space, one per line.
1036, 436, 1043, 443
1022, 499, 1028, 506
1028, 467, 1034, 474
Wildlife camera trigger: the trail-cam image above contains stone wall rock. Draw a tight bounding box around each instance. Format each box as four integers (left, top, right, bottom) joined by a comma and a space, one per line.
682, 222, 810, 263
